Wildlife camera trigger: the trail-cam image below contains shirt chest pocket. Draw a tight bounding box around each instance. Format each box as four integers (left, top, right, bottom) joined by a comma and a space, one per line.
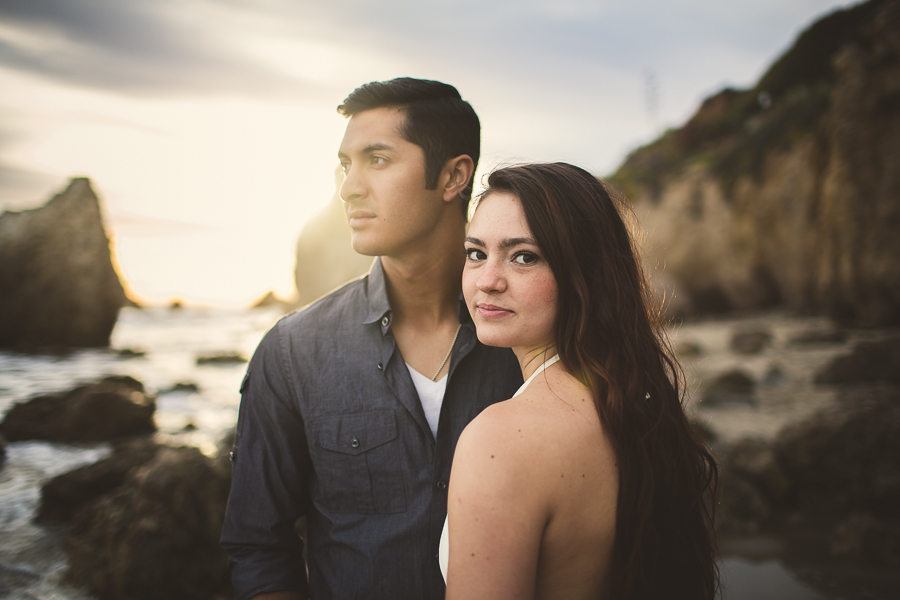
311, 410, 407, 515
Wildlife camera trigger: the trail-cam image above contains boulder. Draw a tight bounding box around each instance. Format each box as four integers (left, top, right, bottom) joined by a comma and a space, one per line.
773, 384, 900, 521
813, 336, 900, 385
196, 353, 247, 365
0, 376, 156, 443
716, 384, 900, 565
294, 167, 374, 306
37, 437, 160, 522
729, 327, 773, 354
699, 369, 756, 407
65, 445, 232, 600
0, 178, 127, 350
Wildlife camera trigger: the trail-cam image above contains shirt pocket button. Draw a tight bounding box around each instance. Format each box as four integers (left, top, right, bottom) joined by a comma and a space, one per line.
350, 436, 360, 449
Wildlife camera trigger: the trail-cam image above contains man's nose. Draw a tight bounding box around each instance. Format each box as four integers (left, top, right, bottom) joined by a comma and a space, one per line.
340, 166, 364, 202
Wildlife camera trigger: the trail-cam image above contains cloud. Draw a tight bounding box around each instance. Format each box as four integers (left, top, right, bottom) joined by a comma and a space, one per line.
0, 0, 311, 97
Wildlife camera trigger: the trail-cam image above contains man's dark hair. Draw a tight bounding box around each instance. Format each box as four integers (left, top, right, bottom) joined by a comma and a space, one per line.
338, 77, 480, 214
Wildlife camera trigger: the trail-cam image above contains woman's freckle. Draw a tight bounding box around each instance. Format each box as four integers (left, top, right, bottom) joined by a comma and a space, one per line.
491, 455, 495, 458
471, 553, 475, 557
582, 474, 585, 478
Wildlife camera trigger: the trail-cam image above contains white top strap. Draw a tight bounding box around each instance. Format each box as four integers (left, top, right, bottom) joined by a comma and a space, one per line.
513, 354, 560, 397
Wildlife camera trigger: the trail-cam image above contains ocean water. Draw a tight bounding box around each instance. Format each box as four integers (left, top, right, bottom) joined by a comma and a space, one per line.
0, 307, 888, 599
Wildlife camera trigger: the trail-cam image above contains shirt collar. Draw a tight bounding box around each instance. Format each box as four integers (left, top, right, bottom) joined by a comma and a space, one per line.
362, 257, 475, 333
363, 257, 392, 328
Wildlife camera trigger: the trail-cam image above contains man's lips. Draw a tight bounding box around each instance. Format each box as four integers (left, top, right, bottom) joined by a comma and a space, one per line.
476, 303, 513, 319
347, 210, 376, 227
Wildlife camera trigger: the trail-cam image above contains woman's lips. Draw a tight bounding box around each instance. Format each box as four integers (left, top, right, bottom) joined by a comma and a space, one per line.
476, 303, 513, 319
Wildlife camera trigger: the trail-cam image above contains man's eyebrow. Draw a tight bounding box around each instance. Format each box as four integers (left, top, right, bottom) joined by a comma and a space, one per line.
338, 143, 394, 161
465, 236, 536, 249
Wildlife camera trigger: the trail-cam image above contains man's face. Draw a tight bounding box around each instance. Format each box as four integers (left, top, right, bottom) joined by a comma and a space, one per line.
337, 107, 446, 258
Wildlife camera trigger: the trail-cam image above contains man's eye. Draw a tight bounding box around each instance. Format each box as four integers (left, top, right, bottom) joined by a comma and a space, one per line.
465, 248, 485, 261
513, 252, 538, 265
340, 162, 350, 174
372, 156, 387, 165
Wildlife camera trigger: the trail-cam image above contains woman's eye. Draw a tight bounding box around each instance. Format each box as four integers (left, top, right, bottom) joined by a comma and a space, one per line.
513, 252, 539, 265
465, 248, 485, 261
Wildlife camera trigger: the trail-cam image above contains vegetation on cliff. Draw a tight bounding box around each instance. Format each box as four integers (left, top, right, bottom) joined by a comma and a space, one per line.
610, 0, 890, 199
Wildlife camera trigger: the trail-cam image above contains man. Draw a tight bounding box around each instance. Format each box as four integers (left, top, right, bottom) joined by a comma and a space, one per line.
221, 78, 522, 600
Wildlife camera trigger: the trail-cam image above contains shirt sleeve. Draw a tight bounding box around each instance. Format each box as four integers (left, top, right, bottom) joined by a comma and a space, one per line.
221, 320, 310, 600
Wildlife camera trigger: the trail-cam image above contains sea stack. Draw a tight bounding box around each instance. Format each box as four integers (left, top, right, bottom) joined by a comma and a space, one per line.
0, 177, 127, 350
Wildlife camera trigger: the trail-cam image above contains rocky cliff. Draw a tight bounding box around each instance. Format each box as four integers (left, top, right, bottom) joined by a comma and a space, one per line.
0, 178, 127, 349
611, 0, 900, 326
294, 168, 374, 307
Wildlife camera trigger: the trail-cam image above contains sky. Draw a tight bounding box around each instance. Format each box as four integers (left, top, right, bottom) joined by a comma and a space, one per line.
0, 0, 858, 307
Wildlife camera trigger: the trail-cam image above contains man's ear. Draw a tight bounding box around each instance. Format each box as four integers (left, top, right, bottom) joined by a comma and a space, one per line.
441, 155, 475, 202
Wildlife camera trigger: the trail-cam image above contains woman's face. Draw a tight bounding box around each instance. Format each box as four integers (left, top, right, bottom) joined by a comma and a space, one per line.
463, 191, 558, 353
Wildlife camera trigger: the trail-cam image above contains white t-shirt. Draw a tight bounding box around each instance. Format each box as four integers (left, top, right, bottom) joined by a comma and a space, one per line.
406, 364, 447, 438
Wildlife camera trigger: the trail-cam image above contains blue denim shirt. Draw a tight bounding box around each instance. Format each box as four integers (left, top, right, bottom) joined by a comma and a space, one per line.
221, 259, 523, 600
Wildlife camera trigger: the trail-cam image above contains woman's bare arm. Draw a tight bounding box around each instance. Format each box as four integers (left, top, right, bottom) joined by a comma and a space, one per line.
445, 402, 552, 600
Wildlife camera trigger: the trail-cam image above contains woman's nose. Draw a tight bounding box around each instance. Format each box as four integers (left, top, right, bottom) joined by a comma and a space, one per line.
476, 260, 506, 293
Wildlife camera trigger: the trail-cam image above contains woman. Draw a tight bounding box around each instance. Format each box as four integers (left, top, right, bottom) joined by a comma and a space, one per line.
441, 163, 718, 599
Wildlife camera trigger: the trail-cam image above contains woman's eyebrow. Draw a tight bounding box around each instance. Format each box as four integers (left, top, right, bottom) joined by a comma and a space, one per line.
465, 236, 537, 249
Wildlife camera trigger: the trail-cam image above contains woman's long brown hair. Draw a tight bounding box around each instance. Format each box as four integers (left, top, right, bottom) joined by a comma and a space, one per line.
482, 163, 719, 600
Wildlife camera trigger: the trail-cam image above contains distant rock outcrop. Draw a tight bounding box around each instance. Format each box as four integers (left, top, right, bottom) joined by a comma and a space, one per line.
611, 0, 900, 326
294, 168, 373, 307
0, 178, 127, 349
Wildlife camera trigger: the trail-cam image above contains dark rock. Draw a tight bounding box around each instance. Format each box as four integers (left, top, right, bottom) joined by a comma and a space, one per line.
829, 512, 900, 564
115, 348, 146, 358
0, 178, 127, 350
699, 369, 757, 407
196, 353, 248, 365
788, 327, 848, 346
0, 376, 156, 443
813, 336, 900, 385
716, 470, 771, 535
169, 300, 184, 309
730, 328, 773, 354
0, 433, 6, 468
37, 437, 160, 522
182, 421, 198, 432
164, 381, 200, 393
725, 437, 790, 503
773, 384, 900, 521
65, 445, 232, 600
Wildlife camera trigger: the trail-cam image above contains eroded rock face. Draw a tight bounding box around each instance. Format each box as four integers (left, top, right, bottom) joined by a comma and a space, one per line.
294, 169, 374, 307
616, 0, 900, 326
0, 376, 156, 443
0, 178, 127, 349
